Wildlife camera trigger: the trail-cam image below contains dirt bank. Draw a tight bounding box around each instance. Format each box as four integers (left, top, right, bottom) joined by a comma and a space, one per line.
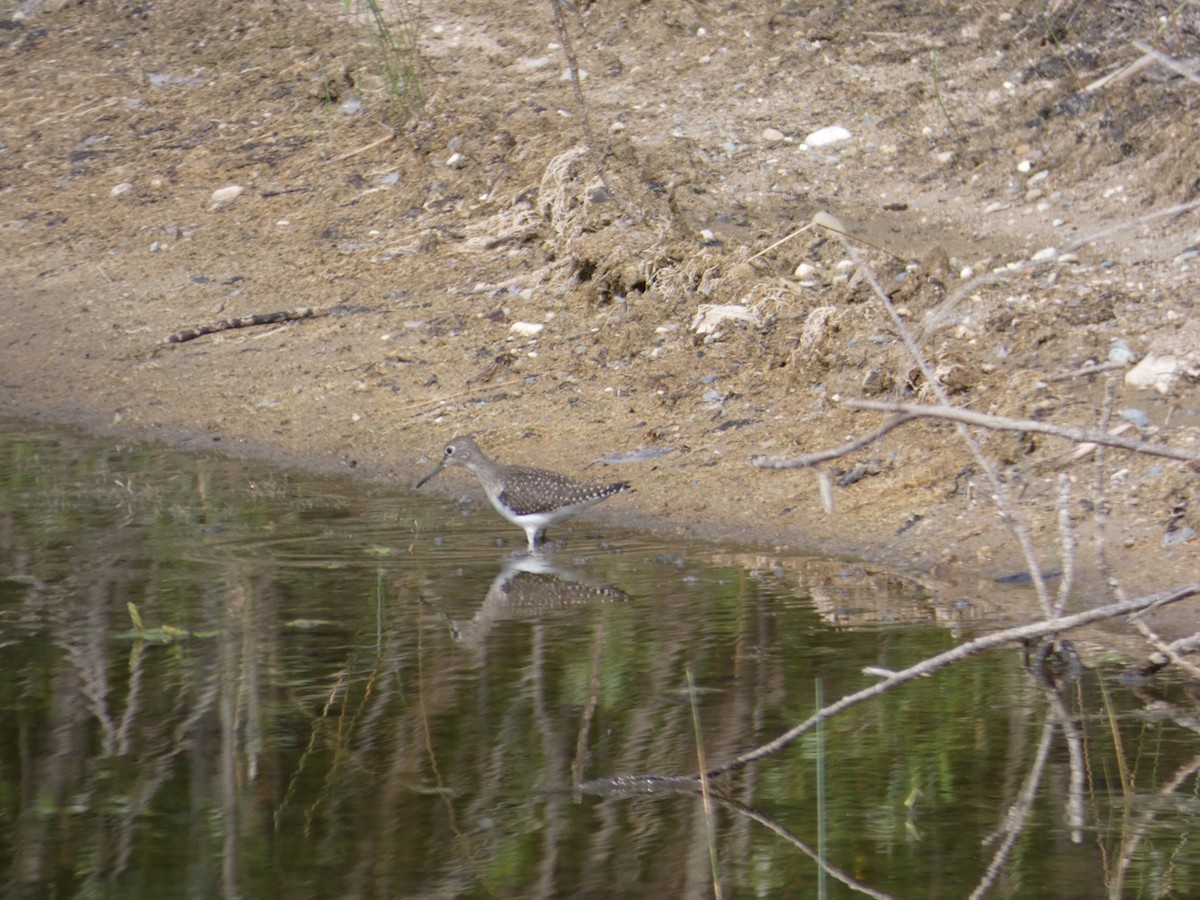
2, 0, 1198, 601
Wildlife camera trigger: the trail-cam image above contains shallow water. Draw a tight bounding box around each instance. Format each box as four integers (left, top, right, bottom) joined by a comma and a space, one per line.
1, 420, 1197, 899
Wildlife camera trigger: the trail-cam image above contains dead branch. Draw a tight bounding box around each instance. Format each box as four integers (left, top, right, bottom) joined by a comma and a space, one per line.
970, 718, 1055, 899
842, 399, 1200, 464
1046, 359, 1127, 382
582, 582, 1198, 792
818, 217, 1058, 616
700, 581, 1199, 778
165, 307, 323, 344
750, 414, 915, 469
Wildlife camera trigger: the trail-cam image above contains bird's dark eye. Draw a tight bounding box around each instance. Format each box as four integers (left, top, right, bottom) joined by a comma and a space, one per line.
445, 446, 454, 457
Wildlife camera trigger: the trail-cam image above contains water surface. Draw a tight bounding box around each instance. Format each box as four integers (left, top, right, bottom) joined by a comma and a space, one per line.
1, 421, 1196, 898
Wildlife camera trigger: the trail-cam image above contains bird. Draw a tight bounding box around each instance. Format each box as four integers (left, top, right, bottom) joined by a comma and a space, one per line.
415, 435, 631, 549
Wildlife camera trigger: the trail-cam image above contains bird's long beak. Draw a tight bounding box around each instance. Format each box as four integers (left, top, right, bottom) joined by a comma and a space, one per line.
414, 460, 445, 489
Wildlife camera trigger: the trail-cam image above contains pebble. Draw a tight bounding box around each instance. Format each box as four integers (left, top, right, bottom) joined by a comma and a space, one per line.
509, 321, 544, 337
211, 185, 244, 206
1119, 408, 1149, 428
515, 56, 552, 73
1031, 247, 1057, 261
794, 262, 817, 278
803, 125, 851, 147
446, 152, 465, 168
983, 201, 1010, 214
110, 182, 133, 197
1165, 526, 1196, 548
1108, 339, 1135, 364
761, 127, 785, 143
1125, 353, 1178, 393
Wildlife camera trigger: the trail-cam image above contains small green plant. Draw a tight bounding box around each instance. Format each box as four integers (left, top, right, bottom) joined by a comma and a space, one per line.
346, 0, 423, 126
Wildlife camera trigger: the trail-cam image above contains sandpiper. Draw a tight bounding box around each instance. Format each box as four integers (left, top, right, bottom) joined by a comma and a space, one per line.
415, 436, 630, 549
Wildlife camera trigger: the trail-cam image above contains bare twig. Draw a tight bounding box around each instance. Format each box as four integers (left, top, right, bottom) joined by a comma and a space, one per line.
921, 199, 1200, 339
750, 414, 916, 469
550, 0, 600, 162
841, 399, 1200, 464
667, 585, 1200, 782
1093, 378, 1119, 594
165, 308, 323, 344
1130, 40, 1200, 87
970, 718, 1054, 899
746, 223, 811, 263
1047, 690, 1086, 844
330, 131, 396, 162
1054, 474, 1074, 617
1064, 199, 1200, 253
1085, 48, 1157, 92
1129, 619, 1200, 679
1046, 359, 1127, 382
816, 219, 1057, 616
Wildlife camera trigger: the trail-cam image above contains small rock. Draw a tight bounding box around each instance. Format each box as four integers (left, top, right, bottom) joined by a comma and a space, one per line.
1031, 247, 1057, 262
211, 185, 244, 206
515, 56, 552, 73
1165, 526, 1196, 548
761, 127, 785, 143
1119, 408, 1149, 428
1108, 339, 1135, 364
446, 152, 465, 168
803, 125, 851, 147
1125, 353, 1178, 394
110, 182, 133, 197
510, 321, 544, 337
794, 262, 817, 278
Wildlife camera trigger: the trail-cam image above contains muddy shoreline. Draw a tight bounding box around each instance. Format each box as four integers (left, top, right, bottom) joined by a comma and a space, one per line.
3, 0, 1198, 607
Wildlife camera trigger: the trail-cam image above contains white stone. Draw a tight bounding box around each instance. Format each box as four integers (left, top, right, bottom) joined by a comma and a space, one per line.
510, 321, 544, 337
803, 125, 851, 147
761, 127, 785, 142
515, 56, 552, 73
110, 182, 133, 197
211, 185, 244, 206
1125, 353, 1179, 394
1031, 247, 1057, 262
